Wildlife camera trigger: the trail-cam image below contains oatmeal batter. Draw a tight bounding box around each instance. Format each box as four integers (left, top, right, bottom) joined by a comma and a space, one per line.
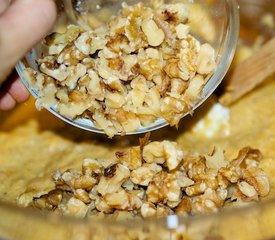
0, 76, 274, 204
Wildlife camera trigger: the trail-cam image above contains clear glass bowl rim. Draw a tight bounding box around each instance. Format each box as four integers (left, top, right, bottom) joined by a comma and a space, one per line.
0, 196, 274, 229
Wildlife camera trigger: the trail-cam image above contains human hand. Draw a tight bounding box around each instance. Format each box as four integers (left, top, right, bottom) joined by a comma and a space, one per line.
0, 0, 57, 111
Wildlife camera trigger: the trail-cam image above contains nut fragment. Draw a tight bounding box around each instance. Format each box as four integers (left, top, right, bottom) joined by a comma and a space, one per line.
147, 172, 181, 204
183, 75, 205, 106
130, 163, 162, 186
39, 62, 69, 82
104, 189, 142, 210
159, 3, 188, 24
64, 197, 89, 218
74, 189, 91, 204
143, 142, 165, 164
175, 24, 190, 39
238, 181, 258, 198
116, 146, 142, 170
141, 202, 157, 218
82, 158, 103, 176
205, 147, 228, 172
253, 172, 270, 197
73, 175, 97, 190
141, 19, 165, 47
175, 171, 194, 188
162, 140, 184, 171
97, 164, 130, 196
196, 43, 217, 75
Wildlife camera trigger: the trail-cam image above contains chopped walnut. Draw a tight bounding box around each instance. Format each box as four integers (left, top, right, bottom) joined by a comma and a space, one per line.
162, 140, 184, 170
183, 75, 205, 107
63, 197, 89, 218
143, 141, 165, 164
116, 146, 142, 170
73, 175, 97, 190
205, 147, 228, 172
243, 168, 270, 197
27, 2, 217, 137
147, 172, 181, 204
104, 189, 142, 210
141, 202, 157, 218
39, 62, 69, 82
142, 140, 184, 170
191, 189, 222, 214
82, 158, 103, 176
96, 164, 130, 196
237, 181, 258, 199
158, 3, 188, 24
28, 139, 269, 220
175, 171, 194, 188
32, 189, 63, 210
74, 189, 91, 204
130, 163, 162, 186
196, 43, 217, 75
175, 24, 190, 39
175, 197, 192, 215
141, 19, 165, 47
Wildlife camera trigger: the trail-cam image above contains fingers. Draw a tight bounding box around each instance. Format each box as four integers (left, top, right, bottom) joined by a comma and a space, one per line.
0, 93, 16, 111
0, 0, 57, 84
0, 0, 57, 110
0, 71, 29, 111
8, 77, 29, 103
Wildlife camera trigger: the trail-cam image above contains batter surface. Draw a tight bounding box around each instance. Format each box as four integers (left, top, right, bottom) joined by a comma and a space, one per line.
0, 77, 274, 205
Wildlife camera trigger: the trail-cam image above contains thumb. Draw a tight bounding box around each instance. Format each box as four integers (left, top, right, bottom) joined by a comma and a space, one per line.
0, 0, 57, 84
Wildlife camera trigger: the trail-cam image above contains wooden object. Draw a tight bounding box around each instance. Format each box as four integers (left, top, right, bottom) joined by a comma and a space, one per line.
220, 37, 275, 105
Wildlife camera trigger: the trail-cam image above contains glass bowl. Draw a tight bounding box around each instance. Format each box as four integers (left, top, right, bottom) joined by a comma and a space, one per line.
0, 1, 275, 239
15, 0, 239, 135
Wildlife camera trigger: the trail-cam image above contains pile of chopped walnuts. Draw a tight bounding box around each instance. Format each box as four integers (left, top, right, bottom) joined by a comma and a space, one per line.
25, 2, 217, 137
30, 136, 269, 219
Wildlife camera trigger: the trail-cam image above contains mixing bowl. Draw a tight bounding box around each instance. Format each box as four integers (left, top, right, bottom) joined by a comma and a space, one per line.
3, 1, 274, 240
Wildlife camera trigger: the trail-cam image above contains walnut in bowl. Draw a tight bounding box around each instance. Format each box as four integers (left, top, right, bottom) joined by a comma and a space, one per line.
17, 0, 239, 137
